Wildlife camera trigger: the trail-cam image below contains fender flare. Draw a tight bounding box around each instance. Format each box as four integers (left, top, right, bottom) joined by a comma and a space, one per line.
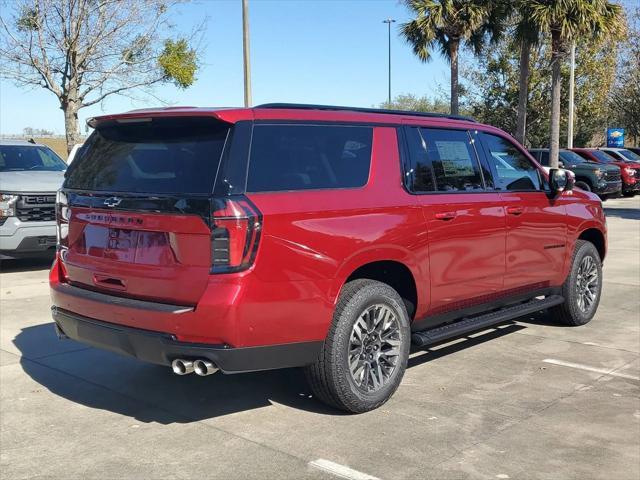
328, 245, 426, 305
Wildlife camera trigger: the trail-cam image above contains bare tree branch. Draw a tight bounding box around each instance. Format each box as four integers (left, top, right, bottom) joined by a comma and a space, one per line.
0, 0, 202, 152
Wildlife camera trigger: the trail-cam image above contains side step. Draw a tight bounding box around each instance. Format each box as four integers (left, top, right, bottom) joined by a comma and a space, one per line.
412, 295, 565, 347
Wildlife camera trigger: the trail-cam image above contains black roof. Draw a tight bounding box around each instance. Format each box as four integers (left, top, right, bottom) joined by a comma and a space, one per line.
255, 103, 476, 123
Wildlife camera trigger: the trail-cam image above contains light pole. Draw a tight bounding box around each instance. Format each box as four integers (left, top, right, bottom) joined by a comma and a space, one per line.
567, 42, 576, 148
242, 0, 252, 107
383, 18, 396, 105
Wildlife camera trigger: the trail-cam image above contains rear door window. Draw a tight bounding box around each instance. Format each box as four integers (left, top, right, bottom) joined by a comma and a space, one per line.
65, 118, 230, 194
246, 125, 372, 192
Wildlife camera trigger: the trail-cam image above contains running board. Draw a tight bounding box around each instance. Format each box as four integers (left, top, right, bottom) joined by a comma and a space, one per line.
412, 295, 565, 347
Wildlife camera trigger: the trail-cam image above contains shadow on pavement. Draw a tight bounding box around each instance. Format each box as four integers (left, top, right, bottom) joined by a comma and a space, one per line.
14, 315, 533, 423
14, 323, 342, 423
0, 256, 54, 273
408, 322, 527, 369
603, 206, 640, 221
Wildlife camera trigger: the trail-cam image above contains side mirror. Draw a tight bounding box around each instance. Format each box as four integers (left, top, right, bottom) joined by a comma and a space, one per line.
558, 161, 565, 168
549, 168, 575, 195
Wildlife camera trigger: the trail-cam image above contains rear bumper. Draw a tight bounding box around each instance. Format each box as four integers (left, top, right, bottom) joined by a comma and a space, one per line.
52, 306, 322, 373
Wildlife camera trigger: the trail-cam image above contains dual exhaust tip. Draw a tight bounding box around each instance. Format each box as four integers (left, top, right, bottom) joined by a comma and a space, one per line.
171, 358, 218, 376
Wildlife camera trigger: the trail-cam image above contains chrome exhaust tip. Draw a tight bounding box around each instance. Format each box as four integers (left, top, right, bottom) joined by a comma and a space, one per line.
193, 359, 218, 376
171, 359, 194, 375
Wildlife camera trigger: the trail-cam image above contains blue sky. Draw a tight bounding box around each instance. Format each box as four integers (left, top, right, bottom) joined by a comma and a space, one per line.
0, 0, 451, 135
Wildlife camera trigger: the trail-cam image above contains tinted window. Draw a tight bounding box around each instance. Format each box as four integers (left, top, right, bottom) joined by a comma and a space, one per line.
582, 150, 616, 163
481, 133, 541, 191
531, 150, 550, 166
404, 127, 435, 192
560, 150, 589, 165
619, 149, 640, 162
0, 145, 66, 172
600, 149, 621, 161
419, 128, 483, 192
65, 118, 229, 194
246, 125, 372, 192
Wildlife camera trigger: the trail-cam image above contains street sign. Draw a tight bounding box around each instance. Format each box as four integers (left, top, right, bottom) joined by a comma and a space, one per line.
606, 128, 625, 147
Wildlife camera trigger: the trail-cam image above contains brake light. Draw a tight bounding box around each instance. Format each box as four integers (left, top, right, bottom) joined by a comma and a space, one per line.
55, 190, 70, 260
210, 196, 262, 273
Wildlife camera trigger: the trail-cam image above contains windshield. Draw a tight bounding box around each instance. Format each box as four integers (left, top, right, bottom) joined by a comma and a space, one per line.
587, 150, 617, 163
0, 145, 66, 172
560, 150, 590, 165
619, 149, 640, 162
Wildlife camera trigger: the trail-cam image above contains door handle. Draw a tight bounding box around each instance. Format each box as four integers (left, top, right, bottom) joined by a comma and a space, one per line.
435, 211, 457, 221
506, 206, 524, 216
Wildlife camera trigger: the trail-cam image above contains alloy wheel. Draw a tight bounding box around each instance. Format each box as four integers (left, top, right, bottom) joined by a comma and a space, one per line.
348, 304, 402, 392
576, 255, 599, 313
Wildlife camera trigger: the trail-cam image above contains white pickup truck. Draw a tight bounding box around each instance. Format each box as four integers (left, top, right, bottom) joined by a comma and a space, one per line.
0, 139, 66, 259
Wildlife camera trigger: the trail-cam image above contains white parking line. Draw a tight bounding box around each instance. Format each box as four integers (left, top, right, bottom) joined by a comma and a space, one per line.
309, 459, 381, 480
543, 359, 640, 381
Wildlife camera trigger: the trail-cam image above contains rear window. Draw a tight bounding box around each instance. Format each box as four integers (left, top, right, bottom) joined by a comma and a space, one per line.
65, 118, 230, 194
246, 125, 372, 192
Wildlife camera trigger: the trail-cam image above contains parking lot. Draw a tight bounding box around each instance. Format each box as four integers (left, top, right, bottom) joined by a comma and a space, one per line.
0, 196, 638, 480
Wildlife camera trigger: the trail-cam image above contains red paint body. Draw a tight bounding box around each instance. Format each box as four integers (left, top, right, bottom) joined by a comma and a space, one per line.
51, 107, 607, 352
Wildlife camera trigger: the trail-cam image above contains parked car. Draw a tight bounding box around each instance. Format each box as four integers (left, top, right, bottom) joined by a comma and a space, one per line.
50, 104, 607, 413
0, 139, 66, 259
65, 143, 83, 164
626, 147, 640, 156
572, 148, 640, 197
600, 147, 640, 164
529, 148, 621, 199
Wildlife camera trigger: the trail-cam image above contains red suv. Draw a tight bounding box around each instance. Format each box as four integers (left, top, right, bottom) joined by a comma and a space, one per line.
51, 104, 607, 413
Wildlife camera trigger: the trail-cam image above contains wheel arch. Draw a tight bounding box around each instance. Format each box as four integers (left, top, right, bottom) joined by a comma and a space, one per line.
574, 177, 594, 189
331, 250, 424, 321
578, 227, 606, 261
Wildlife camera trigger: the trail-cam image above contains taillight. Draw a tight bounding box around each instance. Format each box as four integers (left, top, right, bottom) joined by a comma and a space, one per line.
55, 190, 70, 261
210, 196, 262, 273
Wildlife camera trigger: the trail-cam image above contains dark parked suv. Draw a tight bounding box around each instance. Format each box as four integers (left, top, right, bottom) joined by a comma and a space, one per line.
51, 104, 607, 412
529, 148, 621, 199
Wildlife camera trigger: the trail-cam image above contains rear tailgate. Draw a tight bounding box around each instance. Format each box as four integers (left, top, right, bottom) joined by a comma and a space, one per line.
63, 204, 211, 305
58, 116, 231, 305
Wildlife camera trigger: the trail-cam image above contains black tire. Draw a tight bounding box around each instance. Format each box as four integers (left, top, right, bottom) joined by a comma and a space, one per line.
575, 181, 592, 192
551, 240, 602, 326
305, 279, 411, 413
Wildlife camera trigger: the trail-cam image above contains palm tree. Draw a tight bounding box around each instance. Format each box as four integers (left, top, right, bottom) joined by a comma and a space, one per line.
527, 0, 625, 168
401, 0, 497, 116
513, 8, 541, 146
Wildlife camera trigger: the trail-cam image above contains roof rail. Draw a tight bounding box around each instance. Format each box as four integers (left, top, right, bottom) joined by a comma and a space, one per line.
255, 103, 476, 123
